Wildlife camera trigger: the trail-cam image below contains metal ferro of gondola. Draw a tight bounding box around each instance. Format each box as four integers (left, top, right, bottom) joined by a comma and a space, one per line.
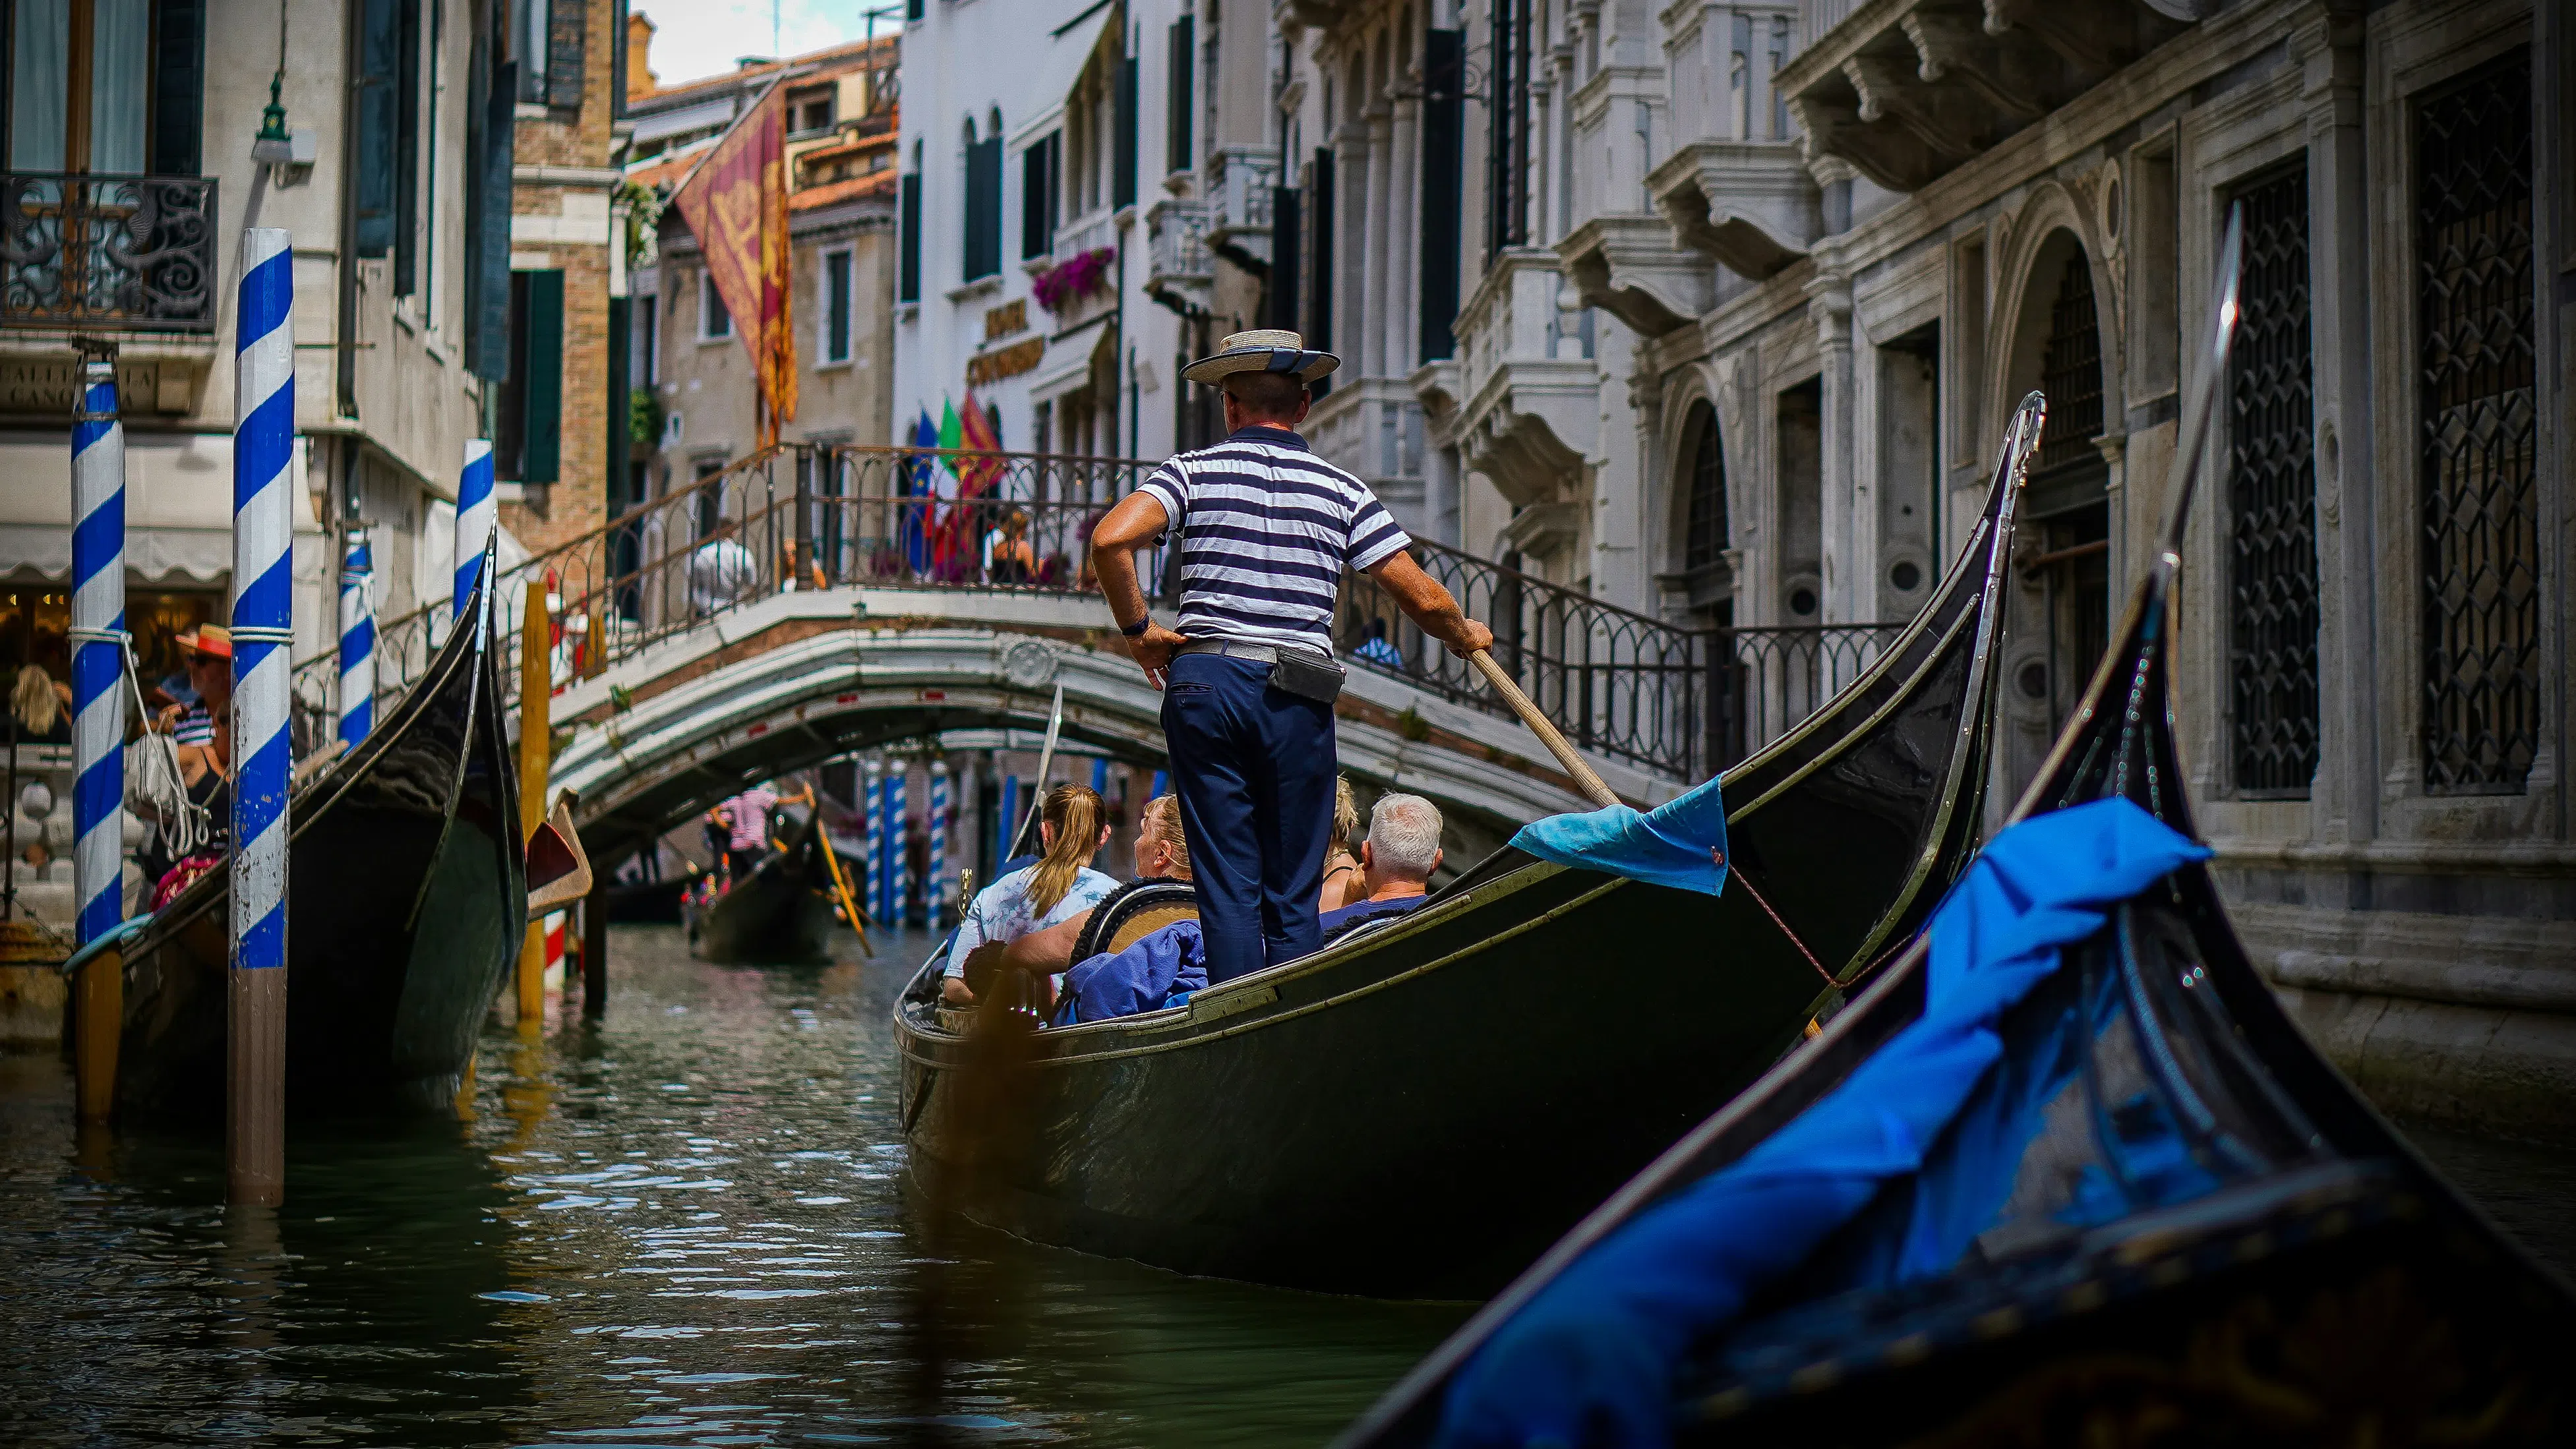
1341, 210, 2576, 1449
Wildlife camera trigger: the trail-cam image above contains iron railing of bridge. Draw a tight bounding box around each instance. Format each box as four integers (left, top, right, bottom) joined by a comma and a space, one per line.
291, 445, 1902, 783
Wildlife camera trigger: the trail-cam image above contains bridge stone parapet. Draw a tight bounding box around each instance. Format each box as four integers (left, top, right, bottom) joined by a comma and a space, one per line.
547, 585, 1664, 863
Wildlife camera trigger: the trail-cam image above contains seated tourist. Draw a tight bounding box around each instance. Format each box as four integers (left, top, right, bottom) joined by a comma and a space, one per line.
990, 792, 1192, 980
940, 784, 1116, 1008
1319, 793, 1444, 935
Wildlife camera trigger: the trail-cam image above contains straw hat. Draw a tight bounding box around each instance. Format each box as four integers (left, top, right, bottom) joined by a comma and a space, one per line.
1178, 328, 1340, 386
176, 623, 232, 660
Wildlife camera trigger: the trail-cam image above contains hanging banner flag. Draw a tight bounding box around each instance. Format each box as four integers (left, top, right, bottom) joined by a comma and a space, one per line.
671, 82, 798, 441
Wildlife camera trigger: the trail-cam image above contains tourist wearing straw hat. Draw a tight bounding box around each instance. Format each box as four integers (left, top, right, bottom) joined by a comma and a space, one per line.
1088, 330, 1492, 985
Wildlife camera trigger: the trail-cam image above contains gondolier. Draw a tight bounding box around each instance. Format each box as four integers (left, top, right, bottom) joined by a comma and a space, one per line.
1090, 330, 1493, 984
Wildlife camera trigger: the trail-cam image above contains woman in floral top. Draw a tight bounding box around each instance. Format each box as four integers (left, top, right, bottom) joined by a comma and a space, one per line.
941, 783, 1117, 1007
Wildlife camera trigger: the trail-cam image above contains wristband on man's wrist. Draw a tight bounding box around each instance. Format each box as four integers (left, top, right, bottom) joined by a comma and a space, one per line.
1120, 615, 1152, 639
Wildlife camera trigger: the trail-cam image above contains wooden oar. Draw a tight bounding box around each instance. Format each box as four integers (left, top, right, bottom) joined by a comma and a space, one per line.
1466, 650, 1619, 810
814, 803, 874, 959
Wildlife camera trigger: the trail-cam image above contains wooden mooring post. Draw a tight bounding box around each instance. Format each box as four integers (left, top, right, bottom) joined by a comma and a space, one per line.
518, 579, 551, 1031
582, 868, 608, 1019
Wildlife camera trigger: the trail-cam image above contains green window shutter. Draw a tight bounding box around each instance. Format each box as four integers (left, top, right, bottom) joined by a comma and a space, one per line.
355, 0, 401, 256
899, 173, 922, 301
149, 0, 208, 175
1267, 185, 1299, 329
520, 270, 566, 482
1112, 53, 1137, 208
1418, 26, 1463, 363
1164, 18, 1192, 177
394, 0, 423, 293
467, 59, 520, 381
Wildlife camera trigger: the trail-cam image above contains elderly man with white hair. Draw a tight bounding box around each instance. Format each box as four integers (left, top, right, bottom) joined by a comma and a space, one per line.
1319, 793, 1445, 935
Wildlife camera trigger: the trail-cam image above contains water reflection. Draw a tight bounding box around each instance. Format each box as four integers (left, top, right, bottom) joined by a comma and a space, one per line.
0, 927, 1462, 1448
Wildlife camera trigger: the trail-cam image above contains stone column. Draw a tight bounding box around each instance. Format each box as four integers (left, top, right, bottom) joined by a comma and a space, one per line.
1336, 125, 1368, 366
1390, 94, 1420, 375
1807, 268, 1857, 624
1365, 107, 1395, 379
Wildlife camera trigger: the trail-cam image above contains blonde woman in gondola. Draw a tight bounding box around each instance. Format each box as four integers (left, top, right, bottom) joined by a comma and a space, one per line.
940, 783, 1119, 1009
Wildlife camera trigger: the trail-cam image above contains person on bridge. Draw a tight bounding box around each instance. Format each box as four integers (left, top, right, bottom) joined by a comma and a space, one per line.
1089, 329, 1493, 985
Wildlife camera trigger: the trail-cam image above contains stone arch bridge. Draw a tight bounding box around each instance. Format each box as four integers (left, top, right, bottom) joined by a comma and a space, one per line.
295, 446, 1901, 867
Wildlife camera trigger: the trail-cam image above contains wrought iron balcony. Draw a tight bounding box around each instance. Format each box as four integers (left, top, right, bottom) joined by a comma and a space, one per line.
0, 173, 218, 332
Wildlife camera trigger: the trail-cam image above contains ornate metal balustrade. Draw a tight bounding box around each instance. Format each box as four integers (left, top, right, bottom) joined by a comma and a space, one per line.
0, 173, 218, 331
289, 445, 1902, 784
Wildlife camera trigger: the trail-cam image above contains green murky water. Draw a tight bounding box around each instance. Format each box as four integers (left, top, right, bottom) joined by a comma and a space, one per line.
0, 926, 1463, 1448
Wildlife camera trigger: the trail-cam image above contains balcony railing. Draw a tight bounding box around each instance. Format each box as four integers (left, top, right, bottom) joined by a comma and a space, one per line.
0, 173, 217, 332
289, 446, 1900, 784
1145, 198, 1211, 307
1207, 146, 1278, 245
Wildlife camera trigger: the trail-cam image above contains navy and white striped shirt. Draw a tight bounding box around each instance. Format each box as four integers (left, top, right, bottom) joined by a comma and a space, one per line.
1138, 427, 1410, 657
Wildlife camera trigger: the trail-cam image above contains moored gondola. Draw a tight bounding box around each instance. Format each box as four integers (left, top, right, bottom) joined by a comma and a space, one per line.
115, 572, 525, 1118
889, 394, 2046, 1299
686, 805, 841, 963
1340, 217, 2576, 1447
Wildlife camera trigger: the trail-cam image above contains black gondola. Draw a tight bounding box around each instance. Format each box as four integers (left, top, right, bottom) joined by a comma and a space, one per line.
1340, 221, 2576, 1447
685, 805, 841, 963
888, 395, 2045, 1299
115, 572, 525, 1118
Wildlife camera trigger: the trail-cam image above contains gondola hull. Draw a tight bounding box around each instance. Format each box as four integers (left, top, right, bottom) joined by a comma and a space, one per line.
113, 586, 524, 1119
893, 399, 2045, 1298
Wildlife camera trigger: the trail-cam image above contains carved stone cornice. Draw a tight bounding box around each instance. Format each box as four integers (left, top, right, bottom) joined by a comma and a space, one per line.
1774, 0, 2194, 194
1556, 214, 1709, 338
1646, 139, 1818, 281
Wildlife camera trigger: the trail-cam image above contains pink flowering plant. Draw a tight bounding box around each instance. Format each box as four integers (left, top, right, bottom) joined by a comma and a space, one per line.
1032, 247, 1116, 312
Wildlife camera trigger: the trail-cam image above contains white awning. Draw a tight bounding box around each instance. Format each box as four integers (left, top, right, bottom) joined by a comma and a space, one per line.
630, 95, 738, 146
1008, 2, 1119, 150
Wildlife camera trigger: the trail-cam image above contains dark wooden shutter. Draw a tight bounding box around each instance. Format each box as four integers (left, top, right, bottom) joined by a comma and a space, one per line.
466, 58, 519, 381
394, 0, 423, 293
963, 136, 1001, 279
1302, 148, 1333, 396
547, 0, 587, 107
607, 293, 630, 510
1112, 52, 1137, 208
899, 171, 922, 301
1021, 136, 1054, 260
1267, 185, 1300, 329
1418, 26, 1463, 363
149, 0, 209, 175
355, 0, 402, 256
519, 270, 565, 481
1164, 17, 1193, 177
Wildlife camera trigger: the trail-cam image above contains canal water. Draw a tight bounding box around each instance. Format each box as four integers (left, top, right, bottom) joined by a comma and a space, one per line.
5, 926, 2571, 1448
0, 926, 1464, 1448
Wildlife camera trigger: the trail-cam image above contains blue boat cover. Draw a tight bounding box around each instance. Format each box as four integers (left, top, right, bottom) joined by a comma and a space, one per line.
1436, 798, 2211, 1449
1507, 773, 1730, 896
1054, 920, 1208, 1025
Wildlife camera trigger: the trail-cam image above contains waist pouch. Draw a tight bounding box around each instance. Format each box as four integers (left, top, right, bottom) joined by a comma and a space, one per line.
1269, 649, 1347, 704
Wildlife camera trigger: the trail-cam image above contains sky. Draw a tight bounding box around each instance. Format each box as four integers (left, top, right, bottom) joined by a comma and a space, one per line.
636, 0, 895, 87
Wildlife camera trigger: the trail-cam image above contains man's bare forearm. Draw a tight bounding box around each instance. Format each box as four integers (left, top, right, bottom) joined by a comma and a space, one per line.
1369, 552, 1493, 656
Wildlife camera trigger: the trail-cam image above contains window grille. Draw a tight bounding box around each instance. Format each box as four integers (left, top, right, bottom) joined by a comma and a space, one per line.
2035, 250, 2103, 475
2226, 163, 2320, 796
2414, 50, 2538, 793
1684, 403, 1729, 573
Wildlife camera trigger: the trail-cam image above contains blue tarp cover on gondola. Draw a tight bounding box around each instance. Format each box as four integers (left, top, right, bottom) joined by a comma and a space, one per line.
1437, 798, 2211, 1449
1054, 920, 1207, 1025
1508, 773, 1730, 896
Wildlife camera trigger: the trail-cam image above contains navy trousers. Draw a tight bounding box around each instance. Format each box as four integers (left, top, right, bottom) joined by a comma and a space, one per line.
1160, 652, 1337, 983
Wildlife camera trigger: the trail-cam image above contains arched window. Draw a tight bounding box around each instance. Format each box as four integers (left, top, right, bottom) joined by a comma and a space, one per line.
1683, 401, 1729, 573
2035, 251, 2104, 475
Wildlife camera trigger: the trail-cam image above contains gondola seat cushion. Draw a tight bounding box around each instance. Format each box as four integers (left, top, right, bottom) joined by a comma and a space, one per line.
1056, 920, 1209, 1026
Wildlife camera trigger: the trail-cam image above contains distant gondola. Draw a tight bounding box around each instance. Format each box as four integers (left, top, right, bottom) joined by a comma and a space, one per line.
115, 570, 525, 1117
1340, 222, 2576, 1446
686, 805, 841, 963
888, 394, 2045, 1299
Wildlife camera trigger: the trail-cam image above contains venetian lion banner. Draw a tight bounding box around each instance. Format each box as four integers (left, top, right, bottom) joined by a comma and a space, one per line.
671, 82, 798, 440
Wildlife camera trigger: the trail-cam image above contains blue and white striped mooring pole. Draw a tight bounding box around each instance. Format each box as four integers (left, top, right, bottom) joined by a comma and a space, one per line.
860, 756, 884, 924
885, 761, 908, 927
927, 760, 949, 930
338, 529, 375, 748
456, 438, 494, 632
231, 227, 295, 1206
70, 357, 125, 953
70, 351, 127, 1127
